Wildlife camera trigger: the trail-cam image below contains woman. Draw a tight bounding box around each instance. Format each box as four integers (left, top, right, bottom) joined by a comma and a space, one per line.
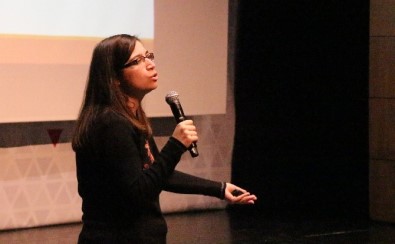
72, 34, 257, 243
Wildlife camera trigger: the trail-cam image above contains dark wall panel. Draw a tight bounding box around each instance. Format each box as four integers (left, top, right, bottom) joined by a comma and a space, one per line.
231, 0, 369, 219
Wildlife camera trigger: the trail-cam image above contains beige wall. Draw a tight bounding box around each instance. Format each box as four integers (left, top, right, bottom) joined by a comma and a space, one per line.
369, 0, 395, 222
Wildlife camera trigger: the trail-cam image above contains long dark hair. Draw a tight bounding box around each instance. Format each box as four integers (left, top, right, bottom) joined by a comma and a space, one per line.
72, 34, 152, 150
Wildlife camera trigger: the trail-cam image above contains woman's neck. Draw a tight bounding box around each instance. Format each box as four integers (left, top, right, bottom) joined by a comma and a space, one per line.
127, 96, 140, 115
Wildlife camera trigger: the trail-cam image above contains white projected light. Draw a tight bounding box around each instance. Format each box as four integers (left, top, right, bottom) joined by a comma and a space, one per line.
0, 0, 153, 38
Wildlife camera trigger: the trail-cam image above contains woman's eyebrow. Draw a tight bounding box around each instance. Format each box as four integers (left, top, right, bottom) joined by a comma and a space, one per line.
130, 50, 149, 60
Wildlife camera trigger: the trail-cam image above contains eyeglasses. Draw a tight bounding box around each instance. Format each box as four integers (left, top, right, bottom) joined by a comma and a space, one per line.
123, 52, 154, 68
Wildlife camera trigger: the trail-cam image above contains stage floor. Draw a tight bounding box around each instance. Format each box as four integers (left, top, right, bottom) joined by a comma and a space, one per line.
1, 209, 395, 243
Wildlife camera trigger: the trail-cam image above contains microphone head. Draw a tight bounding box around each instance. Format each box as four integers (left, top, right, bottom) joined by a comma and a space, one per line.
165, 91, 179, 104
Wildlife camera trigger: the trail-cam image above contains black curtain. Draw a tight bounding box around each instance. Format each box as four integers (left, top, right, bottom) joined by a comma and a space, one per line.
231, 0, 369, 219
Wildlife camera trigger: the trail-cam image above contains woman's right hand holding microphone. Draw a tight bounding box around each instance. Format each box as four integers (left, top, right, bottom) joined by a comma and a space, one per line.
172, 120, 198, 148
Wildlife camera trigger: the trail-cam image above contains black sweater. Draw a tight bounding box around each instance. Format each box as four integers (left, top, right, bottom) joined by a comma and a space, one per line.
75, 110, 224, 243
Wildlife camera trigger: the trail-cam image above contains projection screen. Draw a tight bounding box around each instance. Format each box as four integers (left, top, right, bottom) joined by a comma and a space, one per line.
0, 0, 228, 123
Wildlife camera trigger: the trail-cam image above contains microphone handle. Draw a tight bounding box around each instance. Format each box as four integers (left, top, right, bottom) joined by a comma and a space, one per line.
188, 142, 199, 157
169, 103, 199, 157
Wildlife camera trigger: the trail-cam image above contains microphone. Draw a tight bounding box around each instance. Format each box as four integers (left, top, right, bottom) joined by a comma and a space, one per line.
165, 91, 199, 157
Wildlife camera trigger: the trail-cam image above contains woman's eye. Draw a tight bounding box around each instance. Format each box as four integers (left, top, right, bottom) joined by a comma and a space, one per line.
124, 56, 144, 68
130, 59, 140, 66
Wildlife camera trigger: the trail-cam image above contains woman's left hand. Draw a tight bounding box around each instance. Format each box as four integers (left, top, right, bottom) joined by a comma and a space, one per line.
224, 183, 257, 204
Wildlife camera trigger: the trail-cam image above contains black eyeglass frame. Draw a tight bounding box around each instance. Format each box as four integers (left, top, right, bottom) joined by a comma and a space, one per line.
123, 52, 155, 68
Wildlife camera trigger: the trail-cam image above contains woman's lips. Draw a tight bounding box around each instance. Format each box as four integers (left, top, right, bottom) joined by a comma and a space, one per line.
151, 73, 158, 81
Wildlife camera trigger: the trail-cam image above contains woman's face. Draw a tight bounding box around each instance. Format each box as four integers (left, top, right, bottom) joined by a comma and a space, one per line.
122, 41, 158, 99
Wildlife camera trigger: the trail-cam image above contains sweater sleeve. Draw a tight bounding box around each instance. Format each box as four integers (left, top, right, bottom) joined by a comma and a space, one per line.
163, 170, 226, 199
